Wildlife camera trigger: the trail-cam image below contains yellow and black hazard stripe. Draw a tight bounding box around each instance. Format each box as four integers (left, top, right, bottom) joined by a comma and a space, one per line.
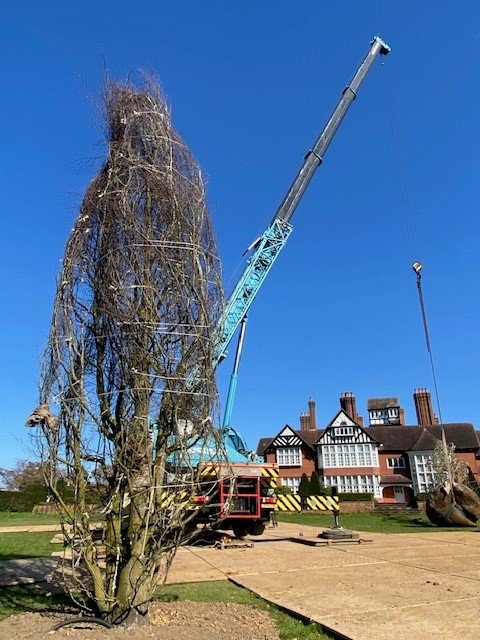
261, 466, 279, 489
158, 490, 190, 509
306, 495, 339, 512
200, 465, 219, 477
274, 494, 340, 512
275, 494, 302, 511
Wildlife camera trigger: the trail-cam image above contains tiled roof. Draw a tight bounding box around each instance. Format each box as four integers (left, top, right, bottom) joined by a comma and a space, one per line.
368, 423, 479, 452
411, 428, 440, 451
256, 429, 325, 456
299, 429, 324, 447
256, 438, 273, 456
367, 397, 399, 410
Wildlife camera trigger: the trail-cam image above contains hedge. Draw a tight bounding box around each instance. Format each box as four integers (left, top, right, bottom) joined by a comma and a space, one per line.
0, 483, 99, 512
338, 492, 374, 502
0, 485, 49, 512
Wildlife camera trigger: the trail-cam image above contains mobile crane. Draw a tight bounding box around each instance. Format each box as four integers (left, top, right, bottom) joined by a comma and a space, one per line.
189, 36, 391, 537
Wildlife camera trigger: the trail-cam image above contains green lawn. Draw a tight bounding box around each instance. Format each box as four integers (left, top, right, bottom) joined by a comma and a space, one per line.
0, 512, 60, 527
0, 531, 63, 561
276, 510, 473, 533
158, 581, 334, 640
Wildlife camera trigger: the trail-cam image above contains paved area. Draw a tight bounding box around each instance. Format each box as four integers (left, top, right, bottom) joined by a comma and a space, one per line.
2, 520, 480, 638
0, 524, 62, 533
0, 558, 61, 587
168, 522, 480, 640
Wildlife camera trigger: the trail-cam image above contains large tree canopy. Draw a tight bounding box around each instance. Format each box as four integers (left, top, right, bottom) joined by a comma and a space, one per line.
29, 78, 227, 624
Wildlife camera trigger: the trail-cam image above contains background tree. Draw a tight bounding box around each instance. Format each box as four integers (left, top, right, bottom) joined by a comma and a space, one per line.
0, 459, 47, 490
26, 77, 226, 625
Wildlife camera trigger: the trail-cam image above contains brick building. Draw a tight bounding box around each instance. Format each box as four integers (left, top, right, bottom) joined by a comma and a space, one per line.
257, 390, 480, 503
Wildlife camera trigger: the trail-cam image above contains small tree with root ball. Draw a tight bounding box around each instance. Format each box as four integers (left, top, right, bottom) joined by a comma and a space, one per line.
26, 77, 229, 625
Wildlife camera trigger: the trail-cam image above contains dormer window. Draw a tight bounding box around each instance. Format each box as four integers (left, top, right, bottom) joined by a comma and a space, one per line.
334, 427, 353, 436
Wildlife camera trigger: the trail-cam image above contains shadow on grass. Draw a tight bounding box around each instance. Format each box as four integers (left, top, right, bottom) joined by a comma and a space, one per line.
383, 514, 476, 531
0, 585, 74, 622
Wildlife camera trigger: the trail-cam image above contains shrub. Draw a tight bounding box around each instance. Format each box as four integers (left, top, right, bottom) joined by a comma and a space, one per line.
416, 493, 428, 502
274, 486, 293, 496
338, 492, 374, 502
308, 472, 321, 495
297, 473, 310, 498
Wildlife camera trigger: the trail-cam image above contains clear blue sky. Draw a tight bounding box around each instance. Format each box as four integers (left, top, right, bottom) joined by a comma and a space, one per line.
1, 1, 480, 468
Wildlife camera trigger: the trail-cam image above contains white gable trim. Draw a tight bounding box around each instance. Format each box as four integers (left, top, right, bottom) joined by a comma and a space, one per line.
316, 411, 377, 446
329, 410, 356, 427
270, 425, 303, 448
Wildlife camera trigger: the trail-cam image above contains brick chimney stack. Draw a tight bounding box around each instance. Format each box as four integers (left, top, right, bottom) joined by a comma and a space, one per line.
299, 413, 310, 430
308, 397, 317, 430
340, 391, 363, 426
299, 398, 317, 431
413, 388, 437, 426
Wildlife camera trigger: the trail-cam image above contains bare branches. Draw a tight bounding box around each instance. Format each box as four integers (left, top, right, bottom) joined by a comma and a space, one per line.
32, 76, 226, 624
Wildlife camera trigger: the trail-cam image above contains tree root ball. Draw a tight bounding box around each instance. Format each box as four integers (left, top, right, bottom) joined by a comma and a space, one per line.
426, 483, 480, 527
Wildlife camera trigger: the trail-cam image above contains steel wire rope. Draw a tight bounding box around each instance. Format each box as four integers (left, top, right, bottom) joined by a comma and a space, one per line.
382, 62, 443, 424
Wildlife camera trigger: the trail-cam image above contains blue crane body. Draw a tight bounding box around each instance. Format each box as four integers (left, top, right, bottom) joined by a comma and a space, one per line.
178, 37, 390, 537
217, 36, 390, 451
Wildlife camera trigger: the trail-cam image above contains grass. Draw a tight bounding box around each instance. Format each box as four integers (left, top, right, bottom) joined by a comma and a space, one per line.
276, 510, 474, 533
0, 512, 60, 527
0, 580, 334, 638
0, 532, 63, 561
0, 585, 71, 622
157, 581, 335, 640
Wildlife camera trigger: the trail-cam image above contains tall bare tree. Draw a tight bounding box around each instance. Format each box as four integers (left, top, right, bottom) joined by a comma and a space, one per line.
27, 78, 227, 624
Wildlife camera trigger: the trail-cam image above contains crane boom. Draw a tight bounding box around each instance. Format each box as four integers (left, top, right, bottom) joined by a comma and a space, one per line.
215, 36, 390, 367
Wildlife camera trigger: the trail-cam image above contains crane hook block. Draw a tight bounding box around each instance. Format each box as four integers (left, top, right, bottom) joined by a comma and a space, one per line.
412, 261, 423, 275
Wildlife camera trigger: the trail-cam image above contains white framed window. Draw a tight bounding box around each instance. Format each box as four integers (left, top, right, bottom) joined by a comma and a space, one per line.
281, 477, 301, 493
387, 457, 406, 469
276, 447, 301, 467
334, 427, 354, 436
369, 408, 399, 425
323, 474, 381, 497
321, 443, 378, 468
410, 453, 435, 493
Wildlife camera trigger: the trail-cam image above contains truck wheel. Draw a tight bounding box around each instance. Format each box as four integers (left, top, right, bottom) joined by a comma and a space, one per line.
249, 521, 265, 536
232, 523, 249, 538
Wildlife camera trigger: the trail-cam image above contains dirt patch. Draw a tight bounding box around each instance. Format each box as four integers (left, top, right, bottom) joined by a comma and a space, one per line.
0, 601, 279, 640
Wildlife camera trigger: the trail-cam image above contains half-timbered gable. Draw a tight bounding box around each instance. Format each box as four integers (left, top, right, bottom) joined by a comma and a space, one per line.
318, 410, 377, 445
316, 410, 382, 497
271, 425, 303, 448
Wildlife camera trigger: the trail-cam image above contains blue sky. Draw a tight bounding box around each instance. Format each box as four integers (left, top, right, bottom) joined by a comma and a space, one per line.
1, 1, 480, 468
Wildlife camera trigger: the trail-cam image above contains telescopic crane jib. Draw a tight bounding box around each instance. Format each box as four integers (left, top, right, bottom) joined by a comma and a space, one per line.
218, 36, 390, 436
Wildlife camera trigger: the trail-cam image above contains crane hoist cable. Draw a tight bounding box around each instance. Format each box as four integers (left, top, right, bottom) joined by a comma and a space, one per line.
382, 63, 443, 424
412, 262, 443, 424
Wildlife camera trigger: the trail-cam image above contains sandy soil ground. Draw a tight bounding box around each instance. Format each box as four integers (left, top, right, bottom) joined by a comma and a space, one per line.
0, 601, 279, 640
